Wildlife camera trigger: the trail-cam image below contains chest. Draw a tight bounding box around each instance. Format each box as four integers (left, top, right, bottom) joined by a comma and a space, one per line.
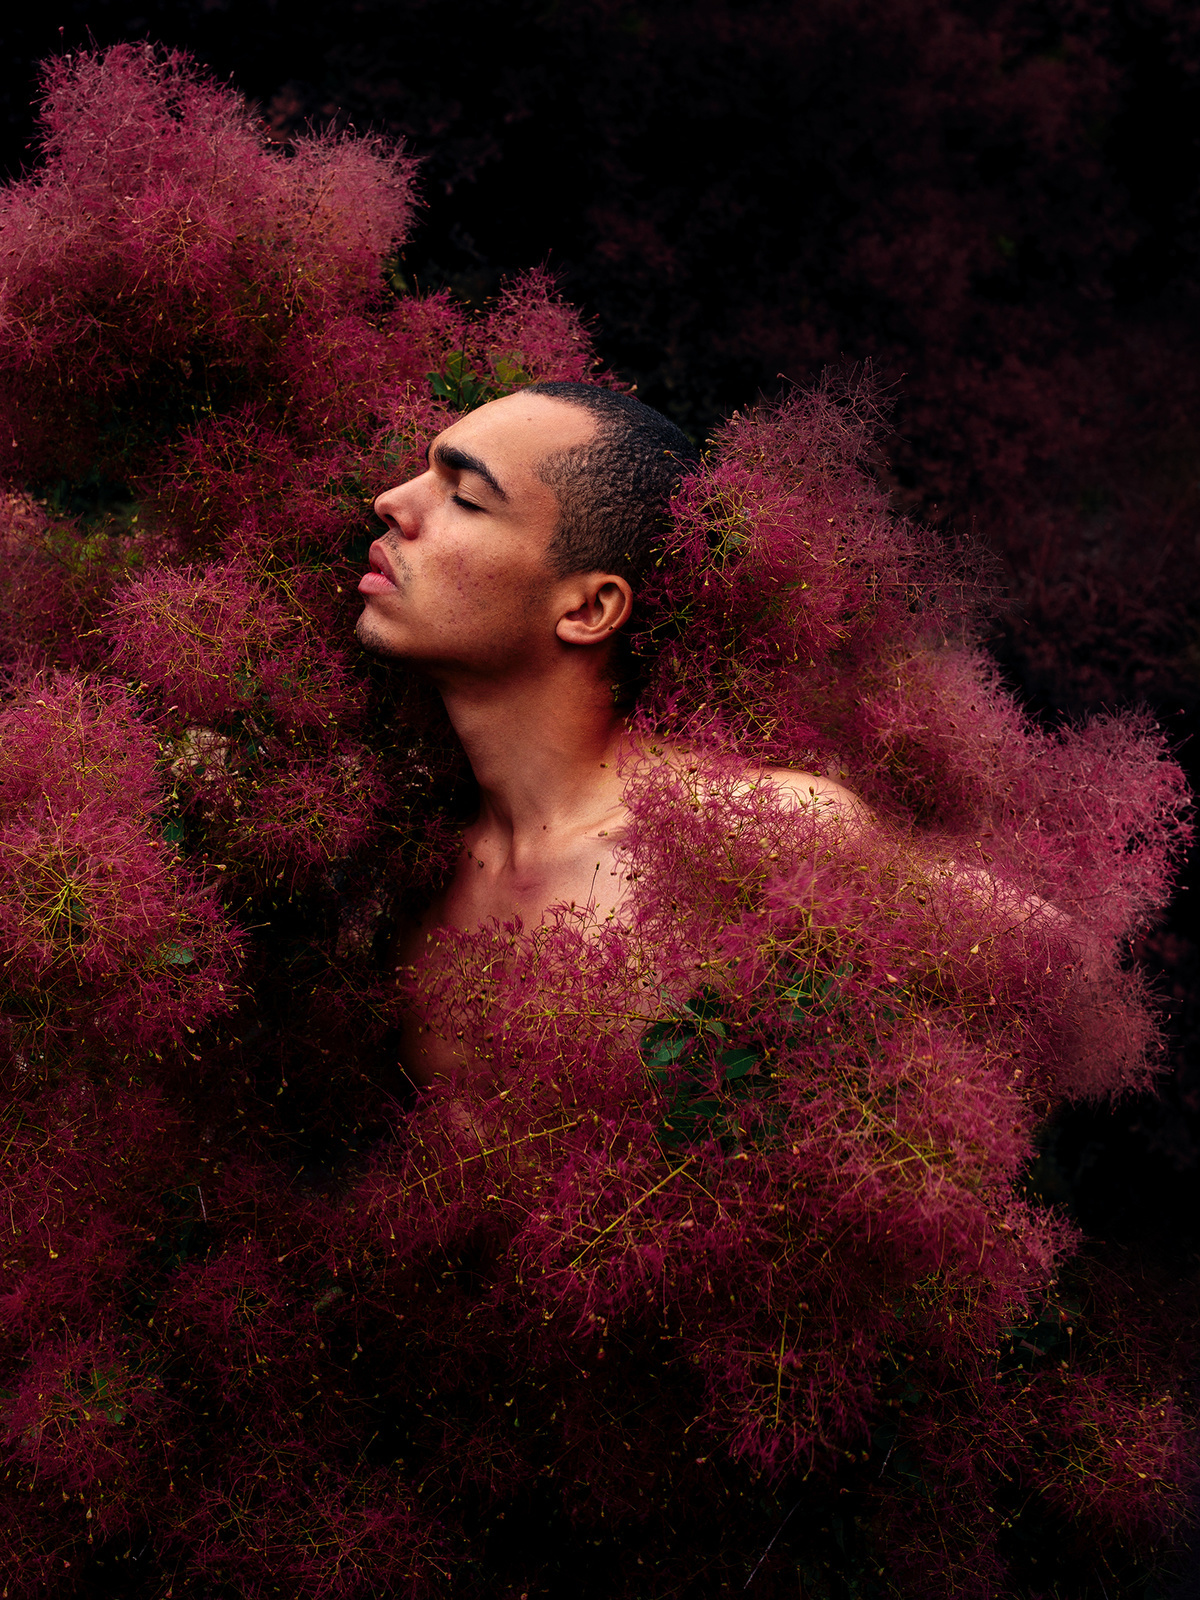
393, 828, 631, 1085
441, 826, 628, 933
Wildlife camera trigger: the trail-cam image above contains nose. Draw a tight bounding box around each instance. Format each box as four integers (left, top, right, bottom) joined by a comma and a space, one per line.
372, 483, 417, 539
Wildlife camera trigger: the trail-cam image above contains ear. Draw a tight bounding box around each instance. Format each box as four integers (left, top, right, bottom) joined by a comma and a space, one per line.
554, 573, 633, 647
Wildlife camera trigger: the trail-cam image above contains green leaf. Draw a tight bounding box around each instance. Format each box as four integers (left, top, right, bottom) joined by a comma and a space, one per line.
161, 945, 194, 966
720, 1047, 758, 1080
643, 1034, 695, 1068
683, 987, 726, 1021
86, 1367, 128, 1425
427, 349, 498, 412
491, 354, 531, 390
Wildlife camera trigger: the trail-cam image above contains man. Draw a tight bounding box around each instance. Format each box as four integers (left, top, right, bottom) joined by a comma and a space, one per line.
356, 382, 864, 1082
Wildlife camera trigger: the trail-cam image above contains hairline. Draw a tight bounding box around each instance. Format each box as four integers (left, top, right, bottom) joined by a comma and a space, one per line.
529, 402, 623, 578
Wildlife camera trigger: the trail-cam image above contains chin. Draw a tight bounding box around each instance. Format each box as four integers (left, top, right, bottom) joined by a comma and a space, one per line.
354, 610, 405, 659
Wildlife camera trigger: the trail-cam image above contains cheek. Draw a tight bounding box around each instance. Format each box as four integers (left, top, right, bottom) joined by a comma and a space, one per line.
446, 554, 497, 613
443, 551, 545, 618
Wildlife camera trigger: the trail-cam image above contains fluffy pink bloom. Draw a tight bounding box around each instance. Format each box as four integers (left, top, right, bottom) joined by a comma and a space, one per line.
475, 266, 609, 387
3, 1333, 165, 1531
0, 45, 416, 479
0, 674, 240, 1057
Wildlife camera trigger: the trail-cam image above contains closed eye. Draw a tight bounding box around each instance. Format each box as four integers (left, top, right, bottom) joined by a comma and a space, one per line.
453, 494, 484, 512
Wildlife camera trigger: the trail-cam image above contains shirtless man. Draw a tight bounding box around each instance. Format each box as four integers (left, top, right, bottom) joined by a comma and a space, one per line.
356, 383, 865, 1082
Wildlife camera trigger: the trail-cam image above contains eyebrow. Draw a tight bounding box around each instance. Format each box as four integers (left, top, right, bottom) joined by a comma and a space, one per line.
428, 441, 508, 502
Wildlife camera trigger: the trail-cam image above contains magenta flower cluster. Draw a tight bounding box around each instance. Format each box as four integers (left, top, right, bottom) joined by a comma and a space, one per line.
0, 42, 1193, 1600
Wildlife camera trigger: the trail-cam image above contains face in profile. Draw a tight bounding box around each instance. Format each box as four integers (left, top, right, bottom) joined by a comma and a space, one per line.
357, 393, 601, 678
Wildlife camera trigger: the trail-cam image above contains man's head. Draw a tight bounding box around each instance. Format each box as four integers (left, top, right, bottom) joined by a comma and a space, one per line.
524, 381, 699, 586
357, 384, 697, 685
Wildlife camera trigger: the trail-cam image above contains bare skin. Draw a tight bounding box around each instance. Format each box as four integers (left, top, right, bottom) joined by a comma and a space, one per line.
357, 392, 862, 1084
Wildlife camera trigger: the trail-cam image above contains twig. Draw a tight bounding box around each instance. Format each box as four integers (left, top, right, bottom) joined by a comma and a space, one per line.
743, 1499, 801, 1589
567, 1158, 694, 1268
773, 1309, 788, 1429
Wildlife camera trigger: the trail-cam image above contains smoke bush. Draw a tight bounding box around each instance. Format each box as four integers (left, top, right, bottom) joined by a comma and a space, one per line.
184, 1445, 438, 1600
0, 38, 1193, 1600
473, 266, 602, 387
0, 44, 416, 481
109, 558, 361, 734
0, 493, 149, 674
0, 675, 240, 1060
0, 1071, 181, 1354
3, 1333, 165, 1531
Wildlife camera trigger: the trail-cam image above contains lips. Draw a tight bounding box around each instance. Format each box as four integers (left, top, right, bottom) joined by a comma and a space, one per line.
359, 540, 399, 596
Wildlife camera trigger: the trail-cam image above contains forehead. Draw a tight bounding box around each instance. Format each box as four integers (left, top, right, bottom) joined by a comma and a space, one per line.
434, 392, 598, 485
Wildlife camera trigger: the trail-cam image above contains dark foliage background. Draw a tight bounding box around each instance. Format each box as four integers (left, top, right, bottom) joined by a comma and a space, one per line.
2, 0, 1198, 1589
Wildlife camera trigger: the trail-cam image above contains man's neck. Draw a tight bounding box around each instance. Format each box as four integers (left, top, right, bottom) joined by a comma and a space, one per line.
436, 660, 632, 859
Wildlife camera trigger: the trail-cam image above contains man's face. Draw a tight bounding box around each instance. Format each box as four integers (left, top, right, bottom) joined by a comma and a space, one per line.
356, 393, 597, 676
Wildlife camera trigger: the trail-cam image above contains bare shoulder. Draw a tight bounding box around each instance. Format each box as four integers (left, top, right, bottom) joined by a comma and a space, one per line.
750, 765, 872, 829
653, 744, 871, 828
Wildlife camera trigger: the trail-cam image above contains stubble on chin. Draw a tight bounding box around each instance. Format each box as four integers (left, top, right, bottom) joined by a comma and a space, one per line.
354, 606, 405, 659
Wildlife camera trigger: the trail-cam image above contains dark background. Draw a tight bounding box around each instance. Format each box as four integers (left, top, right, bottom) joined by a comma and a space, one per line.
3, 0, 1198, 1534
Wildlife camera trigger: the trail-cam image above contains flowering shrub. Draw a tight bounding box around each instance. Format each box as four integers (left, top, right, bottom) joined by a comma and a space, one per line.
0, 674, 240, 1064
0, 40, 1193, 1600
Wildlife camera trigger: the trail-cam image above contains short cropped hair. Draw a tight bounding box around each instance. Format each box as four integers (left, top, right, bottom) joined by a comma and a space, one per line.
525, 382, 700, 585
